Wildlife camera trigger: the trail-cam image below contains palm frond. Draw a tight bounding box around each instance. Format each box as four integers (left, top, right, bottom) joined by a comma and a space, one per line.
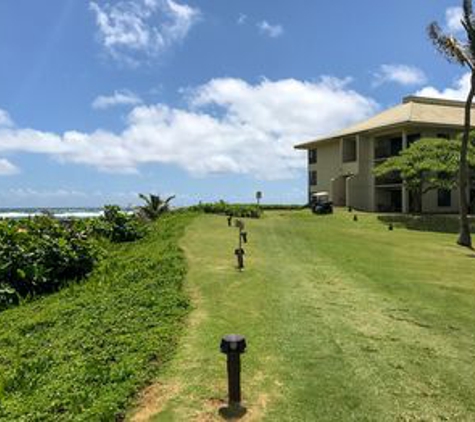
428, 22, 471, 67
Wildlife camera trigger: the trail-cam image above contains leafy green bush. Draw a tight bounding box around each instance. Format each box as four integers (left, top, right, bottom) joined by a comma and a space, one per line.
259, 204, 306, 210
0, 216, 100, 309
190, 200, 262, 218
93, 205, 146, 243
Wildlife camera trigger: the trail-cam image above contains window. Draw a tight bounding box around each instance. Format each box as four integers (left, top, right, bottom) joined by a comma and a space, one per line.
308, 149, 318, 164
309, 170, 317, 186
342, 137, 357, 162
438, 189, 452, 207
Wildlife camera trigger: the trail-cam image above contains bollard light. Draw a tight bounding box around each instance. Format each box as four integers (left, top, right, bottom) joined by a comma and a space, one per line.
388, 223, 394, 231
234, 219, 245, 230
220, 334, 247, 407
241, 231, 248, 244
348, 206, 353, 212
235, 248, 245, 270
353, 214, 358, 222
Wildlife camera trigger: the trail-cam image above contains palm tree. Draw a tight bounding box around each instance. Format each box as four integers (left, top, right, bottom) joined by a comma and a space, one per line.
428, 0, 475, 248
137, 194, 175, 221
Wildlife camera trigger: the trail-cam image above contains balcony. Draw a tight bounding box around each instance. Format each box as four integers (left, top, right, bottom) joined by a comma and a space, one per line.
375, 171, 402, 186
374, 136, 402, 161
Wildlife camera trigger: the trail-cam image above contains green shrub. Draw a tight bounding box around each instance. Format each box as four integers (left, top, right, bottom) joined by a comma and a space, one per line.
0, 216, 100, 308
189, 200, 262, 218
259, 204, 306, 210
94, 205, 146, 243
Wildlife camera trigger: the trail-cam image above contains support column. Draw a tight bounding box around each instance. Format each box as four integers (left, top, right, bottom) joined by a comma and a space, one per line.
401, 130, 409, 213
368, 137, 376, 212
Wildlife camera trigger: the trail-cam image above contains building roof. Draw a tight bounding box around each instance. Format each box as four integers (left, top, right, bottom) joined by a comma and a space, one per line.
295, 96, 475, 150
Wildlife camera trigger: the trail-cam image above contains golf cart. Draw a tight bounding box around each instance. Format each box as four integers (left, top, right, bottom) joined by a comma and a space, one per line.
311, 192, 333, 215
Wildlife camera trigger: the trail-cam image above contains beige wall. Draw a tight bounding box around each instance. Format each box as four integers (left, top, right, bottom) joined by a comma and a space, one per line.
308, 140, 341, 198
422, 189, 460, 214
347, 135, 374, 211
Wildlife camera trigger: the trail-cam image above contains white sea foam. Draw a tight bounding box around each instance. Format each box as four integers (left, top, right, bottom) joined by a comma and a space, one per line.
0, 209, 105, 219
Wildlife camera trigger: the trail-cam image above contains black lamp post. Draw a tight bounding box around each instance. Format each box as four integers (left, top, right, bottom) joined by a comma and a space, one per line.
234, 220, 246, 269
220, 334, 247, 407
235, 248, 245, 270
227, 215, 233, 227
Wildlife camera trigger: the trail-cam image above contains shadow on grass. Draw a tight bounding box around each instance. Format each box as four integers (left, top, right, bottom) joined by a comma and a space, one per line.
218, 404, 247, 420
378, 214, 475, 234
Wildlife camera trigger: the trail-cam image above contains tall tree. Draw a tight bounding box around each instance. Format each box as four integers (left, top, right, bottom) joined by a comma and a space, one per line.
428, 0, 475, 247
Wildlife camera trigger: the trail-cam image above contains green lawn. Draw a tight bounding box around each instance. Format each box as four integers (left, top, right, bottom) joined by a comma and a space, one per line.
146, 210, 475, 421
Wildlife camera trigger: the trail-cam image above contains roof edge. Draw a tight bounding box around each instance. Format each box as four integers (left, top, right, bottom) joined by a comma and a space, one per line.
402, 95, 475, 108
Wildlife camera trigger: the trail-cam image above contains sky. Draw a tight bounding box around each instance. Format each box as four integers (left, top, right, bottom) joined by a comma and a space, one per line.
0, 0, 471, 207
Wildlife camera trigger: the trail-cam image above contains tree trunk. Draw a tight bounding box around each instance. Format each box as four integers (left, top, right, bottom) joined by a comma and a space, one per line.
457, 71, 475, 248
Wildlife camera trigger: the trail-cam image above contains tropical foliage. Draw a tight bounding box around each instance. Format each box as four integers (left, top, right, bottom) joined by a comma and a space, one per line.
0, 216, 99, 309
94, 205, 145, 243
190, 200, 263, 218
428, 0, 475, 246
0, 205, 146, 310
137, 194, 175, 221
374, 136, 475, 213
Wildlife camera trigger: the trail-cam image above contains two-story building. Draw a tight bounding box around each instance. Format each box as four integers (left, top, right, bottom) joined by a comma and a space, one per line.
295, 96, 475, 213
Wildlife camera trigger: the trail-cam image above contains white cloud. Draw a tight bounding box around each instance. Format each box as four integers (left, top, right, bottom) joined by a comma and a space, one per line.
415, 73, 470, 100
257, 21, 284, 38
373, 64, 427, 87
0, 77, 378, 180
89, 0, 200, 64
92, 90, 143, 109
237, 13, 247, 25
0, 158, 19, 176
446, 6, 464, 33
0, 109, 13, 127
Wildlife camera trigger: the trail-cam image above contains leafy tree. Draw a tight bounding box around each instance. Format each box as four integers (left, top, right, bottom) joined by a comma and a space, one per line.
137, 194, 175, 221
374, 137, 475, 213
428, 0, 475, 246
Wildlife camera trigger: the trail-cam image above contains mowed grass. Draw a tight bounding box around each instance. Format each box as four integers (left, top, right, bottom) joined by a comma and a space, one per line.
0, 213, 193, 422
150, 210, 475, 421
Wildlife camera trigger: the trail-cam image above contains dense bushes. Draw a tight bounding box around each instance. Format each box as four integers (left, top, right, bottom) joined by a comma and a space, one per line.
0, 217, 99, 309
93, 205, 145, 243
259, 204, 306, 210
190, 201, 262, 218
0, 205, 147, 310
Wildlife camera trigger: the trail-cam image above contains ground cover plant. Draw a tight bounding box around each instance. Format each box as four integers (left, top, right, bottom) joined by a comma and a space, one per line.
146, 210, 475, 421
0, 212, 193, 421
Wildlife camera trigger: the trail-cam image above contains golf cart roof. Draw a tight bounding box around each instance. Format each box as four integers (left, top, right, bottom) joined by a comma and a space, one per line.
312, 192, 329, 197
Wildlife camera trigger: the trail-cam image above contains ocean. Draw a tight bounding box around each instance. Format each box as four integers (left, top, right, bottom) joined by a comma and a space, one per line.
0, 207, 105, 219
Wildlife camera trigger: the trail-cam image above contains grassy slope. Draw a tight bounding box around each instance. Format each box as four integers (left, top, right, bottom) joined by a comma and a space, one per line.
152, 210, 475, 421
0, 213, 193, 422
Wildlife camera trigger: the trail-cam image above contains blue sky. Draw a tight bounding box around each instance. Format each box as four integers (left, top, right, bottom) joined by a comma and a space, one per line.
0, 0, 470, 207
